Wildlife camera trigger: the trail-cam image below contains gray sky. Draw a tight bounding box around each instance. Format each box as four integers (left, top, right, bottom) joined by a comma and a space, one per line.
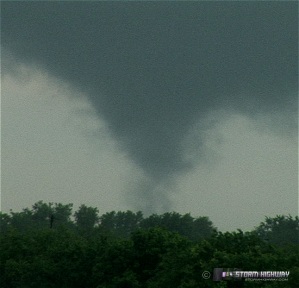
1, 1, 298, 231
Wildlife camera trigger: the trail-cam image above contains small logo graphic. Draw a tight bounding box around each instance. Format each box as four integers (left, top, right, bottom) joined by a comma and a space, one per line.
202, 271, 211, 279
213, 268, 223, 281
212, 268, 290, 282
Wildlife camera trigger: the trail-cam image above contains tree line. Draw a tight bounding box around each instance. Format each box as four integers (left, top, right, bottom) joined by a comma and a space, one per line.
0, 201, 298, 287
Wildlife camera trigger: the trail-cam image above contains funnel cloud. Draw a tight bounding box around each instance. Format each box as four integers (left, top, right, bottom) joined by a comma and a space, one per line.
2, 2, 297, 214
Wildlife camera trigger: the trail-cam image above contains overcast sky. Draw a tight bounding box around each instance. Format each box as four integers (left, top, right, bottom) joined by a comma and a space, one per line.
1, 1, 298, 231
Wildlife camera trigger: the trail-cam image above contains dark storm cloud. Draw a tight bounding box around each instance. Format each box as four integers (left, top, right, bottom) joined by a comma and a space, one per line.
2, 2, 297, 183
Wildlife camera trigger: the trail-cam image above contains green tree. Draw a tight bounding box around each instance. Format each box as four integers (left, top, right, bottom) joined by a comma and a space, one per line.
1, 202, 74, 234
1, 202, 297, 288
146, 230, 285, 288
100, 210, 143, 238
92, 238, 137, 288
74, 204, 99, 231
9, 208, 34, 233
254, 215, 299, 246
52, 202, 73, 227
140, 212, 216, 241
0, 227, 94, 288
132, 227, 190, 285
30, 201, 73, 229
0, 211, 12, 234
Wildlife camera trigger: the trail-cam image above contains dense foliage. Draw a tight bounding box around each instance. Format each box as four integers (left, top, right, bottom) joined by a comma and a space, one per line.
0, 202, 298, 287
